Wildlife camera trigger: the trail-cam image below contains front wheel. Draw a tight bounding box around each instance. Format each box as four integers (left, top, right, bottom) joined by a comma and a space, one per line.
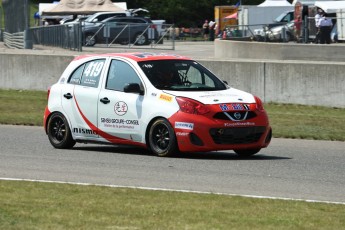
234, 148, 261, 157
148, 118, 178, 157
47, 113, 76, 149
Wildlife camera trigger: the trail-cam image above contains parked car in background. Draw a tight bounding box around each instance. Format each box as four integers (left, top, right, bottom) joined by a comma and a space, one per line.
43, 53, 272, 157
82, 11, 130, 26
253, 21, 295, 42
83, 16, 159, 46
266, 21, 295, 42
151, 19, 167, 37
81, 9, 149, 26
253, 10, 294, 40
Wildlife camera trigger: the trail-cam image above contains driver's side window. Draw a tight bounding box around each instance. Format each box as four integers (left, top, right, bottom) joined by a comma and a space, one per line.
106, 60, 142, 91
186, 66, 215, 87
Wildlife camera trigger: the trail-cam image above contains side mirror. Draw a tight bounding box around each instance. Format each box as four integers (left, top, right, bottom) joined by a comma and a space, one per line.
124, 83, 144, 95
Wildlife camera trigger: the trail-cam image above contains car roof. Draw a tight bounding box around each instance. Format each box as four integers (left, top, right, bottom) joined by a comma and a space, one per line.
73, 52, 192, 62
103, 16, 151, 22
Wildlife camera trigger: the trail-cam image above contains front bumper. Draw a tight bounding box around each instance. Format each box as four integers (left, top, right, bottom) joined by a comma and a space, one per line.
170, 109, 271, 153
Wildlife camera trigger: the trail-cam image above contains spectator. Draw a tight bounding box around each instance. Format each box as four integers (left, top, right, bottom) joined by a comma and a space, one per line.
294, 16, 302, 42
209, 21, 216, 41
175, 27, 180, 40
314, 9, 323, 43
34, 12, 40, 26
202, 20, 209, 41
318, 13, 333, 44
179, 27, 186, 40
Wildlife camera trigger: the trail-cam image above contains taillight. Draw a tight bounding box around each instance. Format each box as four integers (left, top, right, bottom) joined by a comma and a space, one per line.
175, 97, 210, 115
254, 96, 264, 111
47, 87, 51, 100
150, 24, 157, 29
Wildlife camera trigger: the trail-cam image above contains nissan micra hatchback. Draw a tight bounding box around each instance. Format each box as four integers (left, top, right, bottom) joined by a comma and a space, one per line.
44, 53, 271, 157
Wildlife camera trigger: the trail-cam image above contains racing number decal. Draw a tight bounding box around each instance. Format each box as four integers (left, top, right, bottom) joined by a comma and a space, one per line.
80, 60, 105, 88
84, 61, 104, 77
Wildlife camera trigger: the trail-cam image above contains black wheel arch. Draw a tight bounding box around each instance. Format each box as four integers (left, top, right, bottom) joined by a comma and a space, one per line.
145, 116, 179, 156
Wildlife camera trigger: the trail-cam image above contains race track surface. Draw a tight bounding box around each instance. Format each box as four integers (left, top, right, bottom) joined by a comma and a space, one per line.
0, 125, 344, 203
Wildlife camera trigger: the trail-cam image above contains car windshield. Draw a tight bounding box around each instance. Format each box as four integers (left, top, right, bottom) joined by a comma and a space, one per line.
138, 60, 228, 91
84, 16, 94, 23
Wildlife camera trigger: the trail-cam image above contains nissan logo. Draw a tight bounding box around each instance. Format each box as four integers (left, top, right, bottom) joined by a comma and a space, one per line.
234, 112, 242, 120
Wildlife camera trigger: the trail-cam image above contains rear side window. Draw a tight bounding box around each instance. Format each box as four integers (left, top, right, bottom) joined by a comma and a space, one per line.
68, 59, 105, 88
99, 13, 127, 21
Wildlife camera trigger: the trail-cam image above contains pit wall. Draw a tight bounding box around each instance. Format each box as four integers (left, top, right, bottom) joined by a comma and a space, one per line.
1, 52, 344, 108
214, 39, 345, 62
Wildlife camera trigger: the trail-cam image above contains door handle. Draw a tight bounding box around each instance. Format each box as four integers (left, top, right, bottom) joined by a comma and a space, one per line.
63, 93, 73, 99
100, 97, 110, 104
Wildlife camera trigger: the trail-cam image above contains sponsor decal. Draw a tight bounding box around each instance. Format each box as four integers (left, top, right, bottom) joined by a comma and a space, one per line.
232, 104, 244, 110
133, 53, 183, 59
73, 127, 97, 135
101, 117, 139, 130
114, 101, 128, 116
224, 122, 255, 127
219, 104, 250, 111
175, 122, 194, 130
199, 93, 239, 98
176, 132, 189, 136
159, 94, 173, 102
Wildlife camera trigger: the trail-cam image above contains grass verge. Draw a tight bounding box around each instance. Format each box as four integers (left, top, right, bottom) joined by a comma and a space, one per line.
1, 180, 344, 230
0, 89, 47, 126
1, 89, 345, 141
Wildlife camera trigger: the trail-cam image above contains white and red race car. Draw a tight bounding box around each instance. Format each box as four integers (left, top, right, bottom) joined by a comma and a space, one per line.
44, 53, 272, 157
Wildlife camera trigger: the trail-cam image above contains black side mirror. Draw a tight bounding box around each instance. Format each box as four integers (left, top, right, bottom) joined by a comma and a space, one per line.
124, 83, 144, 95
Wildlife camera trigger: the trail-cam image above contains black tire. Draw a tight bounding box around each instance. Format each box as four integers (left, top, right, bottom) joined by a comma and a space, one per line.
47, 113, 76, 149
285, 32, 292, 42
234, 148, 261, 157
84, 33, 96, 46
133, 33, 148, 45
148, 118, 178, 157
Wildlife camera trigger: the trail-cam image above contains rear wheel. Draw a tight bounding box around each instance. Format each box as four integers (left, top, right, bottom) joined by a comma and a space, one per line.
148, 118, 178, 157
47, 113, 76, 149
84, 33, 96, 46
133, 33, 148, 45
234, 148, 261, 157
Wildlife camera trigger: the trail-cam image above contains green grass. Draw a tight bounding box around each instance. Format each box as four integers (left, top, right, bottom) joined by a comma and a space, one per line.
265, 103, 345, 141
1, 180, 344, 230
0, 89, 46, 126
1, 89, 345, 141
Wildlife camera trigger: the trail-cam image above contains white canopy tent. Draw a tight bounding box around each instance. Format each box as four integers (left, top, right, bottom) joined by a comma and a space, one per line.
314, 1, 345, 13
42, 0, 126, 15
258, 0, 292, 7
292, 0, 336, 6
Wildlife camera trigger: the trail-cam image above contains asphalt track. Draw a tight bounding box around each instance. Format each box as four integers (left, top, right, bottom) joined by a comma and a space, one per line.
0, 125, 344, 204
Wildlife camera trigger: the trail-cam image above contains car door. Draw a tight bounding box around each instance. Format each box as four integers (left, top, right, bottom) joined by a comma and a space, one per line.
97, 59, 144, 143
62, 58, 106, 139
107, 18, 129, 42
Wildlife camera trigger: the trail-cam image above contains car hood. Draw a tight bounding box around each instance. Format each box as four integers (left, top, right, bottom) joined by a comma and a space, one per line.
164, 88, 256, 104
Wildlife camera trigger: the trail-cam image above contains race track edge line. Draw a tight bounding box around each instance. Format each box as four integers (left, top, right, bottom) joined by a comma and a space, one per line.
1, 177, 344, 205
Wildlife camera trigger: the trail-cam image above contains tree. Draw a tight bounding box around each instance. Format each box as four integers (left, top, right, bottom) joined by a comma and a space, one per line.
125, 0, 268, 27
